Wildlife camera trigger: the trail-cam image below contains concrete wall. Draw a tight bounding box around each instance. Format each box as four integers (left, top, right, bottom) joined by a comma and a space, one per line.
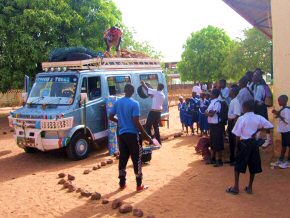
271, 0, 290, 154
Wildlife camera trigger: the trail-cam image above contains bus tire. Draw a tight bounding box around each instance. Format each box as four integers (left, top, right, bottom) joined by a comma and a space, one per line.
66, 132, 90, 161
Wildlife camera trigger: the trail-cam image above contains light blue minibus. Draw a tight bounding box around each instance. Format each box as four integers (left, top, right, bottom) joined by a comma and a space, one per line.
8, 58, 169, 160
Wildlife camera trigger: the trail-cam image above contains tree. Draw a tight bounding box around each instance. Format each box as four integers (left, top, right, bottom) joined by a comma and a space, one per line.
239, 28, 272, 74
0, 0, 160, 92
223, 28, 272, 82
177, 25, 232, 82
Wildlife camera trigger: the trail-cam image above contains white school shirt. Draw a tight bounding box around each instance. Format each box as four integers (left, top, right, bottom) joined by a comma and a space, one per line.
228, 97, 241, 120
254, 85, 265, 104
148, 88, 165, 111
232, 112, 274, 140
219, 87, 230, 105
192, 85, 202, 96
237, 87, 254, 112
206, 98, 221, 124
278, 107, 290, 133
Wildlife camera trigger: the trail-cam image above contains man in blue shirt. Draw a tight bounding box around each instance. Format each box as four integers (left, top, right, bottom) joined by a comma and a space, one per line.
110, 84, 152, 192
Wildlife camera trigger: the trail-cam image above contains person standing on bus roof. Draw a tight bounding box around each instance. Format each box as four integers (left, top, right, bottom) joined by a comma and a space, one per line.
141, 81, 165, 145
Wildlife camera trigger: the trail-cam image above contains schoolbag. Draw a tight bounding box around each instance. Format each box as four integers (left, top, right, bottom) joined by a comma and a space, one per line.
262, 84, 273, 107
215, 100, 229, 125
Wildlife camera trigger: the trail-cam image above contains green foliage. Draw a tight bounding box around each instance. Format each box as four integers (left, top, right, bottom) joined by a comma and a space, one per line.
0, 0, 160, 92
178, 26, 272, 83
178, 25, 232, 82
223, 28, 272, 81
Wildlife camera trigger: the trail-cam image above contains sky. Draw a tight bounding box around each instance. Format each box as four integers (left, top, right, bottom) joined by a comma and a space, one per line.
113, 0, 252, 61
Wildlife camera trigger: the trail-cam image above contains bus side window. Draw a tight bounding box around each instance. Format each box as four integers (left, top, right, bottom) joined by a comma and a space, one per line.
139, 74, 159, 88
81, 77, 88, 93
107, 76, 131, 96
88, 76, 102, 100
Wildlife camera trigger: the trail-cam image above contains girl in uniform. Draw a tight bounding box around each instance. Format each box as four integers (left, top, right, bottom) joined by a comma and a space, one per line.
178, 96, 185, 132
184, 98, 194, 135
199, 92, 209, 136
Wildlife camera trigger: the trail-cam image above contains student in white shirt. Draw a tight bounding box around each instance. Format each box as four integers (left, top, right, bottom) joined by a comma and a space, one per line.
253, 70, 272, 148
192, 83, 202, 97
218, 79, 230, 105
205, 89, 224, 167
237, 76, 254, 113
272, 95, 290, 168
226, 100, 274, 195
227, 87, 241, 165
141, 81, 165, 145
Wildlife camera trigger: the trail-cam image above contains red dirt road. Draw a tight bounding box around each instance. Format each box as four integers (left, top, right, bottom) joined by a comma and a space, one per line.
0, 106, 289, 218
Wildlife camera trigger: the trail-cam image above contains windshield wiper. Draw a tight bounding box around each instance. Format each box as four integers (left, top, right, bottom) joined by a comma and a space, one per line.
42, 97, 62, 105
27, 96, 44, 105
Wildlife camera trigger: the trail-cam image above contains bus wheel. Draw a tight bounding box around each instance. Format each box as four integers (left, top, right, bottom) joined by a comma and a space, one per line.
23, 147, 38, 153
66, 132, 90, 160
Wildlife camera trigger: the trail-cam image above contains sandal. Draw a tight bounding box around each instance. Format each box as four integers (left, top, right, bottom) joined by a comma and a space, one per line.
226, 187, 239, 195
244, 186, 253, 194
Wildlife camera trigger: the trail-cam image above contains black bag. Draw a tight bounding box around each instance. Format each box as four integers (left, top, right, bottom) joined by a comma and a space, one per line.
217, 100, 228, 125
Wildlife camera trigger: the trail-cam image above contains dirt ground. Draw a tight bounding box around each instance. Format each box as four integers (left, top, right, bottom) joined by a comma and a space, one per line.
0, 106, 289, 218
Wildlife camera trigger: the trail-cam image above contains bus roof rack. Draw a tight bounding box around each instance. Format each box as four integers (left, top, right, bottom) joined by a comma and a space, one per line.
42, 58, 161, 71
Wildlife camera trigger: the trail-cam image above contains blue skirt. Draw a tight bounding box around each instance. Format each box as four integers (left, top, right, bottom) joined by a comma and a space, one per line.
199, 113, 209, 131
184, 114, 193, 127
193, 111, 199, 123
180, 112, 185, 123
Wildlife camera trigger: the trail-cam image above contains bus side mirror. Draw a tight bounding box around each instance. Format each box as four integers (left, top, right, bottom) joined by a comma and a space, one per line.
22, 75, 30, 104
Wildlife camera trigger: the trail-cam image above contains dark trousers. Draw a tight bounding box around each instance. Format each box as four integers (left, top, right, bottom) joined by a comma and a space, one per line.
145, 111, 161, 144
119, 133, 143, 187
228, 119, 236, 162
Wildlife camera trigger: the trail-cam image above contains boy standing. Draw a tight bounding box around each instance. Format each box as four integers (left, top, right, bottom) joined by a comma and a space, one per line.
226, 100, 274, 195
227, 87, 241, 165
272, 95, 290, 168
206, 89, 224, 167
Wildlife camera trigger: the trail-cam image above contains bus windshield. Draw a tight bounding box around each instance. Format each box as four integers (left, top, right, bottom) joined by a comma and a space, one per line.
27, 75, 78, 105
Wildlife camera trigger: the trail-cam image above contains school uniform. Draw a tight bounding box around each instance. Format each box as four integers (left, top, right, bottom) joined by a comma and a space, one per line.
232, 112, 274, 174
190, 97, 200, 123
237, 87, 254, 113
277, 107, 290, 149
207, 98, 224, 151
199, 99, 209, 132
184, 102, 194, 127
227, 97, 241, 163
253, 84, 268, 119
178, 101, 186, 124
219, 87, 231, 105
145, 88, 165, 144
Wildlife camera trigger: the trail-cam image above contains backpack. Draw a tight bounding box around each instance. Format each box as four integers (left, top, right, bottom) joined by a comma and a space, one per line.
262, 84, 273, 107
215, 100, 228, 125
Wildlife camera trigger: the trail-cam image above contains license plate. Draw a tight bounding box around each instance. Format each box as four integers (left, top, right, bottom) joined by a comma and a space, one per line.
17, 137, 35, 147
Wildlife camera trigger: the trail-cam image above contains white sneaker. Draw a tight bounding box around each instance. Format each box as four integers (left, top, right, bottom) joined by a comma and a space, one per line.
278, 162, 289, 169
270, 160, 283, 167
261, 138, 272, 149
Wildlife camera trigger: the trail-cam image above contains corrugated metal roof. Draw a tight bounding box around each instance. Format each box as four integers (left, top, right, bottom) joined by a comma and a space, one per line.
223, 0, 272, 39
